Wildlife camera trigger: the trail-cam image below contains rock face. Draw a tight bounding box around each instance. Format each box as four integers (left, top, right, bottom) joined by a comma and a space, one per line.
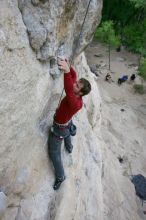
0, 0, 103, 219
0, 192, 7, 218
18, 0, 102, 77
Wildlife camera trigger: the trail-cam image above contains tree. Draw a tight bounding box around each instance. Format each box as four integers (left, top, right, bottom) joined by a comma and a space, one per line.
99, 0, 146, 57
129, 0, 146, 8
95, 21, 120, 70
139, 57, 146, 80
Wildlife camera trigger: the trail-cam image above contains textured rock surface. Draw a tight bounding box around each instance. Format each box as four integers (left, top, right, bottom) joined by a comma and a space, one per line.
18, 0, 102, 77
1, 1, 146, 220
0, 0, 103, 219
0, 192, 7, 218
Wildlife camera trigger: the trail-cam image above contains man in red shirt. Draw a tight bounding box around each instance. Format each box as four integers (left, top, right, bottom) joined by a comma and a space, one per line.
48, 59, 91, 190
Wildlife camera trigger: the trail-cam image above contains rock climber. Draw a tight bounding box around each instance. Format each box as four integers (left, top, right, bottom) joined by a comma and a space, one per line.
48, 58, 91, 190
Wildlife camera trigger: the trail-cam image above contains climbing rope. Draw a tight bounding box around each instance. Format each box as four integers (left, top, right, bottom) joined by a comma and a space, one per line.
57, 0, 92, 108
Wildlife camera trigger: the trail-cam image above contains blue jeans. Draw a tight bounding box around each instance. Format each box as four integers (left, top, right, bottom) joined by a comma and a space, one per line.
48, 121, 74, 179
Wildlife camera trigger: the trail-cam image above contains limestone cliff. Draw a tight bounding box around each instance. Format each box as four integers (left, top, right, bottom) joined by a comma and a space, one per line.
0, 1, 103, 219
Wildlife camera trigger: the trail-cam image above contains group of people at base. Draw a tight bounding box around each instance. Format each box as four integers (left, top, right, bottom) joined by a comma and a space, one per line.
105, 73, 136, 85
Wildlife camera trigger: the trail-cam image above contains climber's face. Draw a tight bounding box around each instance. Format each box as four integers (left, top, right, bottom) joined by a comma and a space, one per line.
73, 80, 83, 96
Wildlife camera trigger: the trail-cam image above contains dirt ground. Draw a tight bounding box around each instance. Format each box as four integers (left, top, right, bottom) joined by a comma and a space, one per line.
85, 42, 146, 219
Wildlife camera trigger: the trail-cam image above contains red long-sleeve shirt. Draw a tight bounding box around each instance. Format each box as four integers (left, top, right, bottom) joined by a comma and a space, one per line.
54, 67, 83, 124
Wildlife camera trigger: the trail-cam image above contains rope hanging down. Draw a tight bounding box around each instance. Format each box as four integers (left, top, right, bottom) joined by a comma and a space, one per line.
57, 0, 92, 108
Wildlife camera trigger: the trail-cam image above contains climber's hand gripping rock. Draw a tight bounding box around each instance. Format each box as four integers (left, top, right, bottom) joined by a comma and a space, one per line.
58, 59, 70, 73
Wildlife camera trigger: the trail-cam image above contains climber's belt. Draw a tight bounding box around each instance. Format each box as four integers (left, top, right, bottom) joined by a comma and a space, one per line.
50, 126, 64, 139
51, 119, 76, 138
53, 120, 71, 128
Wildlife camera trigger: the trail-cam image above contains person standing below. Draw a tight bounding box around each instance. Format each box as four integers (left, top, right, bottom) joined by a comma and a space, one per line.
118, 75, 128, 85
105, 73, 112, 82
130, 74, 136, 81
48, 59, 91, 190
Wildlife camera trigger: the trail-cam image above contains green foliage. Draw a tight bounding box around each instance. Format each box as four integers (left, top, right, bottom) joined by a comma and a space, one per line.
102, 0, 138, 26
133, 84, 145, 94
139, 57, 146, 80
98, 0, 146, 56
123, 20, 146, 55
129, 0, 146, 8
95, 21, 120, 47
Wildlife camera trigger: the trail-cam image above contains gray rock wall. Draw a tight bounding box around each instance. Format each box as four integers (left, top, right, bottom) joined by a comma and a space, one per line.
0, 0, 103, 219
18, 0, 102, 76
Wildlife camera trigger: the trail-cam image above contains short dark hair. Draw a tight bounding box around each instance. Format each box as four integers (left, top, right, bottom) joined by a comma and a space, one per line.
79, 78, 91, 96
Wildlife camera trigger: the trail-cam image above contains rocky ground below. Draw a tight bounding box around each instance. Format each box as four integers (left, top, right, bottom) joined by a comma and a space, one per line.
85, 42, 146, 220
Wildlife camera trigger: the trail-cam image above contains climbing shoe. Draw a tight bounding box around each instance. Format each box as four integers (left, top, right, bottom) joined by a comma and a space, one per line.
53, 177, 65, 190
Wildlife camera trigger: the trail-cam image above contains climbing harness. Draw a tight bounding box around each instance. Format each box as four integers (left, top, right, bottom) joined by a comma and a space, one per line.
57, 0, 92, 108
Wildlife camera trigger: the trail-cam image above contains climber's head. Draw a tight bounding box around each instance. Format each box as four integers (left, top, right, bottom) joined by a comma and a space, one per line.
73, 78, 91, 97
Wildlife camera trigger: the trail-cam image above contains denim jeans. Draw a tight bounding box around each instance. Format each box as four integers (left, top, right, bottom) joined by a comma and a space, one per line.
48, 121, 73, 179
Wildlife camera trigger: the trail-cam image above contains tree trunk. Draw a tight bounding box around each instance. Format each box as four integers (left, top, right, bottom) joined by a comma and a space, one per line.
108, 43, 111, 70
